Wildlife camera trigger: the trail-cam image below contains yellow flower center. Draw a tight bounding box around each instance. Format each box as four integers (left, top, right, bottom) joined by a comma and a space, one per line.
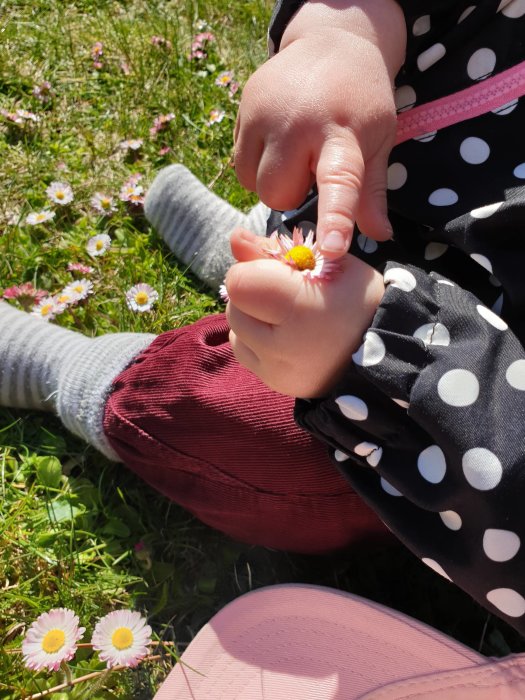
41, 304, 53, 316
134, 291, 149, 305
95, 240, 103, 250
101, 198, 110, 208
36, 214, 45, 222
57, 294, 70, 303
56, 191, 65, 200
42, 629, 65, 654
73, 285, 83, 293
285, 245, 315, 271
111, 627, 134, 650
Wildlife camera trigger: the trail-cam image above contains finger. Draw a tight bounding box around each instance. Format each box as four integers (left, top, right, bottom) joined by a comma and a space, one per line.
227, 303, 274, 352
230, 227, 269, 262
225, 259, 302, 325
234, 123, 265, 192
255, 134, 313, 211
355, 152, 393, 241
315, 133, 365, 258
228, 329, 262, 375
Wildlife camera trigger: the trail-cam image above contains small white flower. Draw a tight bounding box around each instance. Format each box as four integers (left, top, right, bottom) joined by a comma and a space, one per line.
25, 210, 55, 226
91, 610, 152, 668
22, 608, 85, 672
125, 283, 159, 313
207, 109, 225, 125
62, 278, 94, 302
31, 297, 66, 321
46, 181, 74, 205
119, 138, 143, 151
87, 233, 111, 257
15, 109, 40, 123
91, 192, 117, 215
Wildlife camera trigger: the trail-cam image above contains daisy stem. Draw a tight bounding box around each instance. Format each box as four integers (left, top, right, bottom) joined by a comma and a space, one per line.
61, 661, 73, 687
25, 655, 162, 699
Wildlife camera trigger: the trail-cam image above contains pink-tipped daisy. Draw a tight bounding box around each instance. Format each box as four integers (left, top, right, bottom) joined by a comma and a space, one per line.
25, 210, 55, 226
32, 81, 54, 103
3, 282, 47, 305
46, 181, 74, 205
62, 279, 94, 302
91, 610, 152, 668
22, 608, 85, 672
215, 70, 234, 87
125, 283, 158, 313
207, 109, 225, 125
67, 262, 95, 275
91, 192, 117, 215
265, 227, 341, 279
87, 233, 111, 257
32, 297, 66, 321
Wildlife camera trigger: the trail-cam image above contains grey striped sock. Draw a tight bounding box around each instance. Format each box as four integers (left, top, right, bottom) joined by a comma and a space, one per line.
0, 302, 155, 459
144, 164, 270, 290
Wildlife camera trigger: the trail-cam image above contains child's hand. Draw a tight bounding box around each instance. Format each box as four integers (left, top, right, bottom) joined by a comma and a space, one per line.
225, 229, 385, 398
234, 0, 406, 259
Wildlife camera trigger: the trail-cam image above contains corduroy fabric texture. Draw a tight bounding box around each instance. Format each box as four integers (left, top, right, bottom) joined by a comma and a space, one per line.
103, 313, 387, 553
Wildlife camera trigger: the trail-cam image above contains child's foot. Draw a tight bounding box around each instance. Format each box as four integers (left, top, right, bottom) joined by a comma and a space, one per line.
144, 164, 270, 290
0, 301, 154, 458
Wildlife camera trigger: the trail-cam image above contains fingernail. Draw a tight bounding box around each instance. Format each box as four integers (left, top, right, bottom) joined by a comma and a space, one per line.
322, 230, 347, 253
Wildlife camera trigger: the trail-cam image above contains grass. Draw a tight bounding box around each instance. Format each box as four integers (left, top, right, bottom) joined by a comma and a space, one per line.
0, 1, 524, 698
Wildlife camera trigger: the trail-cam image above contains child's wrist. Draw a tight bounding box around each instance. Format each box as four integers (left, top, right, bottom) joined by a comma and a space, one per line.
280, 0, 406, 81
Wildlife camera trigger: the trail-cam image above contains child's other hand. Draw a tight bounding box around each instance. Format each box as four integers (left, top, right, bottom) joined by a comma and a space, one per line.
225, 229, 385, 398
234, 0, 406, 259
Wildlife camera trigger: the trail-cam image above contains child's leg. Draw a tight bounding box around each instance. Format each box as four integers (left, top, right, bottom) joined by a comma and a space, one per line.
0, 301, 153, 459
144, 164, 270, 290
0, 301, 387, 553
103, 313, 388, 553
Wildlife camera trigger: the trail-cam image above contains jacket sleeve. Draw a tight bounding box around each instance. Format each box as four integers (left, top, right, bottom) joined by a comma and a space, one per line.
295, 262, 525, 635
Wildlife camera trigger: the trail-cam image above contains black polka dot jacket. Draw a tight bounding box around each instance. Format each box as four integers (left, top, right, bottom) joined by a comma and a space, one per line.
267, 1, 525, 635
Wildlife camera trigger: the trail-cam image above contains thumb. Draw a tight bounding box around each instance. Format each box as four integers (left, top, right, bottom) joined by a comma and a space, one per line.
230, 227, 269, 262
315, 134, 364, 259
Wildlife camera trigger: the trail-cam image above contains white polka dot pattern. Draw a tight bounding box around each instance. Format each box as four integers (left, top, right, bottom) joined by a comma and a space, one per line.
483, 529, 521, 562
353, 332, 386, 367
440, 511, 462, 531
335, 395, 368, 421
438, 369, 479, 407
418, 445, 447, 483
462, 448, 502, 490
422, 558, 451, 581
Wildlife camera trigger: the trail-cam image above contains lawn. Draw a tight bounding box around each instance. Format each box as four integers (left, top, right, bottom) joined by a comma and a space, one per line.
1, 1, 524, 698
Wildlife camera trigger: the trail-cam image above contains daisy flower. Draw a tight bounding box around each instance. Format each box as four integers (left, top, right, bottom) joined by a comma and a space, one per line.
25, 210, 55, 226
125, 283, 158, 313
91, 610, 152, 668
33, 81, 54, 103
151, 35, 172, 50
119, 183, 144, 204
3, 282, 47, 305
32, 297, 66, 321
46, 181, 74, 205
207, 109, 225, 125
91, 192, 117, 215
53, 291, 76, 307
22, 608, 85, 672
119, 138, 143, 152
68, 262, 94, 275
215, 70, 234, 87
265, 227, 341, 279
150, 113, 175, 136
62, 279, 94, 302
87, 233, 111, 257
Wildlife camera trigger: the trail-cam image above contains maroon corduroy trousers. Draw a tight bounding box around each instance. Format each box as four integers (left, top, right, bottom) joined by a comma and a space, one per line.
103, 314, 387, 554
